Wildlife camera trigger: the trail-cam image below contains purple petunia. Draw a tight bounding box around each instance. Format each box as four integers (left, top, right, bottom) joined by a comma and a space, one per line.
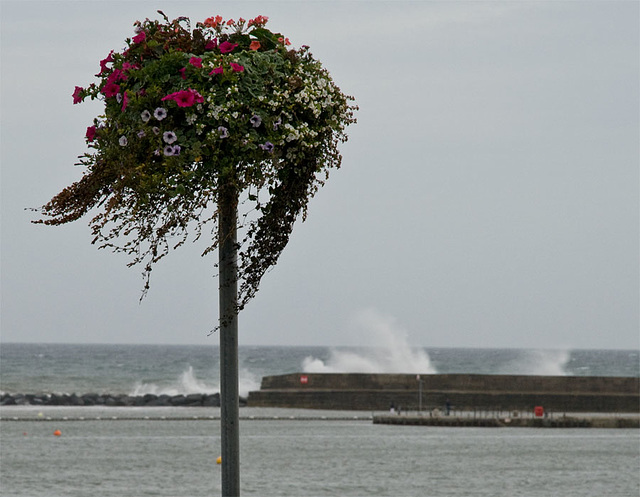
259, 142, 274, 152
218, 126, 229, 139
163, 145, 181, 156
250, 115, 262, 127
141, 110, 151, 123
163, 131, 177, 144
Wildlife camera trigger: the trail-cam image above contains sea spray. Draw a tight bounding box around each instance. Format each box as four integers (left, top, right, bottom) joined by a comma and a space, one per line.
499, 349, 570, 375
302, 308, 436, 374
130, 365, 260, 397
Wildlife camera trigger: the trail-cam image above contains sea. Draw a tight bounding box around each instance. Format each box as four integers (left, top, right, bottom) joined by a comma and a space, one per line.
1, 344, 639, 497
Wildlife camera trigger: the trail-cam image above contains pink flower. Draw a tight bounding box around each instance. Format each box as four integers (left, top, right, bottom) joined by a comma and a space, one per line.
179, 67, 187, 80
219, 41, 238, 53
162, 88, 204, 107
121, 91, 129, 111
106, 68, 127, 84
205, 39, 218, 50
122, 62, 139, 73
132, 31, 146, 44
73, 86, 83, 104
230, 63, 244, 73
85, 126, 97, 142
249, 40, 261, 51
189, 57, 203, 68
101, 82, 120, 98
209, 66, 224, 76
98, 51, 114, 75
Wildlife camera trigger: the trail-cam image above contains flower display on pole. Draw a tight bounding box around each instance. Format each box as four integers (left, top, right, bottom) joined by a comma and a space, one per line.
36, 12, 357, 310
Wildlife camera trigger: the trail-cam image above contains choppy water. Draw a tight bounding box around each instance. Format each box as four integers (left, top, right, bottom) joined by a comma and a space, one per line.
1, 344, 639, 496
1, 344, 638, 397
1, 410, 639, 497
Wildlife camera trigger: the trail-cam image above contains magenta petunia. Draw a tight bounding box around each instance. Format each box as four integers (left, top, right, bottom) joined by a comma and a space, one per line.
205, 39, 218, 50
106, 68, 127, 85
85, 126, 97, 142
179, 67, 187, 80
101, 82, 120, 98
122, 62, 139, 73
121, 91, 129, 112
230, 63, 244, 73
73, 86, 84, 104
189, 57, 203, 68
132, 31, 146, 44
210, 66, 224, 76
219, 41, 238, 53
161, 88, 204, 108
98, 51, 114, 75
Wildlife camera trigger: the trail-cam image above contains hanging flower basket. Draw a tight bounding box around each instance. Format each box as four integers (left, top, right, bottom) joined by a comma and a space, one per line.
37, 12, 357, 309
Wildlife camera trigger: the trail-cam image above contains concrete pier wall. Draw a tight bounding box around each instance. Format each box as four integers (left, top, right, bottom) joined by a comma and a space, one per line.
247, 373, 640, 412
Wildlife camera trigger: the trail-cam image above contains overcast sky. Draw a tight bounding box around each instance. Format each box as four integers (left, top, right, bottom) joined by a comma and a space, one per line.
1, 1, 638, 349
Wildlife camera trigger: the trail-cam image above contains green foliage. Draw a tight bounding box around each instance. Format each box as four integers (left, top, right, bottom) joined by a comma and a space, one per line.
35, 13, 357, 311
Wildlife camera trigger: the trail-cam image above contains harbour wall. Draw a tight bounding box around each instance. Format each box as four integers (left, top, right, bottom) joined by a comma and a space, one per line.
247, 373, 640, 412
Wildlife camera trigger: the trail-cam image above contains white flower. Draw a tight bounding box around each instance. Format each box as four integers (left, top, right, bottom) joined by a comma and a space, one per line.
141, 110, 151, 123
119, 136, 128, 146
154, 107, 167, 121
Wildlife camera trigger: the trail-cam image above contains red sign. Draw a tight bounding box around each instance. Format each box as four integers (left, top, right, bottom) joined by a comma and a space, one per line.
300, 375, 309, 384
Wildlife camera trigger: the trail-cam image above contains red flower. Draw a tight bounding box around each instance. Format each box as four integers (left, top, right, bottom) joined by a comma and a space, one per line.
205, 39, 218, 50
249, 40, 261, 51
85, 126, 97, 142
219, 41, 237, 53
248, 15, 269, 28
189, 57, 203, 68
203, 15, 223, 28
209, 66, 224, 76
132, 31, 146, 44
73, 86, 83, 104
230, 63, 244, 73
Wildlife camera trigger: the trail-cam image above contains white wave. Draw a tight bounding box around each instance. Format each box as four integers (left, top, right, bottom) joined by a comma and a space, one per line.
129, 365, 260, 398
303, 308, 436, 374
130, 366, 217, 397
499, 349, 570, 376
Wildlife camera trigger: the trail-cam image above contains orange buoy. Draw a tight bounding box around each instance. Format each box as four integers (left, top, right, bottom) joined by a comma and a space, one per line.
53, 429, 62, 436
216, 456, 222, 465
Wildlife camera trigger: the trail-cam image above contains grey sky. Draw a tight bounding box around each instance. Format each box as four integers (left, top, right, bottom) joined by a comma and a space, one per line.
1, 1, 638, 349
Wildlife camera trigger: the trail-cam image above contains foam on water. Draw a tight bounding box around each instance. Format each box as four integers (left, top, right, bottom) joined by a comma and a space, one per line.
129, 366, 261, 397
302, 308, 436, 374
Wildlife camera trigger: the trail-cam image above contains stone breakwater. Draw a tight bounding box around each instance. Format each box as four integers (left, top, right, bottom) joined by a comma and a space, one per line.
0, 393, 248, 408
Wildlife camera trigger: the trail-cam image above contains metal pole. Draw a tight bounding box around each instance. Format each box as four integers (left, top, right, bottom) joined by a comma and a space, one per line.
219, 182, 240, 497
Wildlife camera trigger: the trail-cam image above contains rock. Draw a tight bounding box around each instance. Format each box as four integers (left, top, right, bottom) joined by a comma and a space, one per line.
169, 395, 188, 406
203, 393, 220, 407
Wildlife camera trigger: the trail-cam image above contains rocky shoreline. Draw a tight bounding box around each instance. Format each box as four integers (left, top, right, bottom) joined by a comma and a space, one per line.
0, 392, 247, 408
